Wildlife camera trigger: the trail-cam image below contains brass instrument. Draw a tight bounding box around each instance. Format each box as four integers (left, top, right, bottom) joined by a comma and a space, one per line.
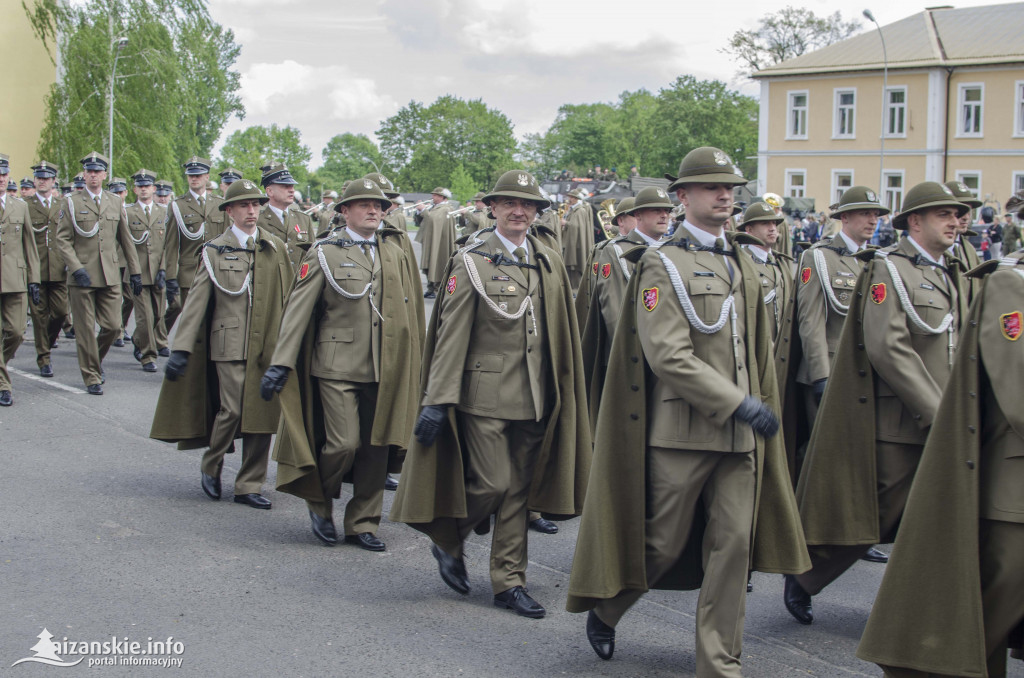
763, 192, 784, 210
402, 199, 431, 213
448, 205, 477, 216
597, 197, 617, 238
302, 201, 326, 215
557, 203, 569, 220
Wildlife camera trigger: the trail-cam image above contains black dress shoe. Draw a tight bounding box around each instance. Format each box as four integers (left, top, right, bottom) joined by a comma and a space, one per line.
39, 364, 53, 378
424, 291, 436, 299
783, 575, 814, 625
0, 390, 12, 406
86, 384, 103, 395
142, 362, 157, 373
158, 347, 170, 357
586, 610, 615, 660
51, 340, 59, 349
494, 586, 545, 619
345, 532, 386, 551
201, 472, 221, 500
99, 370, 105, 384
123, 332, 132, 342
747, 573, 754, 593
133, 346, 143, 363
64, 328, 75, 338
529, 517, 558, 534
308, 510, 338, 545
862, 546, 889, 563
112, 338, 125, 347
431, 544, 469, 594
384, 474, 399, 491
234, 493, 272, 509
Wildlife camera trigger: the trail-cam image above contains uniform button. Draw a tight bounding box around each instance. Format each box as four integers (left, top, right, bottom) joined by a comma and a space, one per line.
706, 284, 712, 290
527, 347, 532, 353
629, 413, 638, 420
857, 343, 864, 350
858, 396, 868, 403
475, 362, 481, 368
966, 460, 975, 469
967, 425, 976, 433
373, 322, 378, 327
630, 356, 638, 363
528, 329, 533, 334
858, 369, 867, 377
913, 414, 921, 420
968, 391, 976, 398
631, 385, 639, 391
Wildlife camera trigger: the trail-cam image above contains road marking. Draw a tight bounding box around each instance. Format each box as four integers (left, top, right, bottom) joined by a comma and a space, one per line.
9, 367, 86, 394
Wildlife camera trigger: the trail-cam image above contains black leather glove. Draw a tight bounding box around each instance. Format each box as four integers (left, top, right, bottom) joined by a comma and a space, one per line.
71, 268, 92, 287
259, 365, 290, 401
165, 278, 179, 304
130, 274, 143, 296
164, 351, 189, 381
812, 378, 828, 405
413, 405, 449, 446
28, 283, 41, 306
155, 269, 166, 291
732, 395, 780, 438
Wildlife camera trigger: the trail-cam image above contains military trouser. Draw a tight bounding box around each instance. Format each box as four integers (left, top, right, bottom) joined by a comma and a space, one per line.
201, 360, 270, 495
68, 284, 122, 387
30, 281, 68, 368
595, 448, 756, 678
1, 291, 27, 363
121, 278, 133, 335
797, 441, 922, 596
307, 380, 389, 536
130, 285, 164, 365
163, 285, 189, 333
0, 342, 9, 392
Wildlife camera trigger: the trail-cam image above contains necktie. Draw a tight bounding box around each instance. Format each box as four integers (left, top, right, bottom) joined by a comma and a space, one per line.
246, 236, 255, 252
144, 205, 150, 217
361, 242, 373, 263
94, 195, 101, 208
514, 247, 529, 285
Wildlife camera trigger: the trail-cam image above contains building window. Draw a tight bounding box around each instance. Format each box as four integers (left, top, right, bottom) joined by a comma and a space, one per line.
954, 171, 981, 202
832, 170, 853, 204
883, 171, 904, 213
787, 91, 808, 139
1014, 81, 1024, 137
957, 84, 984, 137
834, 89, 856, 138
785, 170, 806, 198
885, 87, 907, 137
1014, 171, 1024, 195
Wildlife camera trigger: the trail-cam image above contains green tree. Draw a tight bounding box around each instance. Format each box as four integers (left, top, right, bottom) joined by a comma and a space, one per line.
724, 6, 861, 75
217, 124, 312, 186
319, 133, 383, 191
545, 102, 621, 176
448, 164, 479, 204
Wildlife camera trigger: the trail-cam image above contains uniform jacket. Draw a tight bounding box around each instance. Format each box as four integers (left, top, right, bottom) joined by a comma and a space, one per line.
27, 193, 64, 282
55, 190, 139, 287
857, 256, 1024, 677
163, 191, 226, 287
123, 201, 167, 285
796, 237, 968, 545
952, 235, 982, 303
149, 228, 293, 447
0, 196, 40, 293
389, 232, 591, 543
561, 201, 594, 271
270, 227, 425, 502
383, 209, 407, 233
414, 202, 454, 279
256, 204, 312, 270
566, 230, 809, 610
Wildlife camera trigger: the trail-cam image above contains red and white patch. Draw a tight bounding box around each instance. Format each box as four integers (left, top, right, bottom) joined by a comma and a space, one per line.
446, 275, 457, 295
800, 267, 811, 284
871, 282, 887, 304
592, 262, 599, 275
299, 263, 309, 280
601, 263, 611, 278
1000, 311, 1022, 340
642, 287, 659, 311
294, 223, 301, 233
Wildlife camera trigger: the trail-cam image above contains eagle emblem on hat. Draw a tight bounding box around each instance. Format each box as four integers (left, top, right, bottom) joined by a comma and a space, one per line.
363, 179, 373, 189
761, 203, 772, 213
242, 180, 255, 189
642, 287, 659, 311
1000, 311, 1022, 340
956, 182, 969, 193
713, 150, 730, 166
871, 283, 887, 304
517, 174, 529, 187
656, 189, 666, 198
866, 190, 877, 202
941, 184, 955, 196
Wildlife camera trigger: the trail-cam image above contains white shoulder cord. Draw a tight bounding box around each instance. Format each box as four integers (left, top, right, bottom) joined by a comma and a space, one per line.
813, 247, 850, 316
877, 251, 955, 365
201, 246, 252, 307
127, 226, 150, 245
1015, 269, 1024, 282
316, 244, 383, 322
611, 242, 631, 280
66, 195, 99, 238
172, 201, 204, 241
656, 250, 736, 335
461, 249, 538, 336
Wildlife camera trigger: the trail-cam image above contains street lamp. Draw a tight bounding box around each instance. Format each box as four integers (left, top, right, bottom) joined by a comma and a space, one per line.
108, 36, 128, 177
863, 9, 888, 203
361, 155, 381, 174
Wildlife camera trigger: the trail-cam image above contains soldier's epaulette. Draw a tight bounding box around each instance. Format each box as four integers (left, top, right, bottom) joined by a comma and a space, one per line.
661, 237, 736, 257
465, 247, 539, 270
856, 248, 879, 262
621, 244, 648, 264
967, 259, 1000, 278
733, 232, 766, 248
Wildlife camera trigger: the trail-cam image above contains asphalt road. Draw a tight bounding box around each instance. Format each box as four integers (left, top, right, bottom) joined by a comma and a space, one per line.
2, 239, 1020, 677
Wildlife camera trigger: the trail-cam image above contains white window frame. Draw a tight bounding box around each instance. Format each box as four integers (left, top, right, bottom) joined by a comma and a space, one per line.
831, 169, 854, 204
833, 87, 857, 139
786, 90, 809, 140
882, 170, 905, 214
884, 86, 908, 138
956, 83, 984, 138
954, 171, 982, 203
1013, 171, 1024, 196
1014, 81, 1024, 138
785, 169, 807, 198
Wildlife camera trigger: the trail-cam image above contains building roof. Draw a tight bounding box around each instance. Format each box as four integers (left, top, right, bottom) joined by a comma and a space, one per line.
752, 2, 1024, 78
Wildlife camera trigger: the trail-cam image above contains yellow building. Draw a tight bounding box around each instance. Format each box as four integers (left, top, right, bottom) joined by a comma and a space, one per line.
1, 5, 56, 182
753, 2, 1024, 214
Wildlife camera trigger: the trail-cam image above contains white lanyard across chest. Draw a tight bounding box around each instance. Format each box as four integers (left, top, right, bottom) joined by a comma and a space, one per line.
172, 200, 204, 240
201, 246, 252, 307
315, 242, 384, 322
461, 248, 538, 337
814, 247, 851, 316
877, 251, 955, 365
66, 195, 100, 238
611, 242, 631, 281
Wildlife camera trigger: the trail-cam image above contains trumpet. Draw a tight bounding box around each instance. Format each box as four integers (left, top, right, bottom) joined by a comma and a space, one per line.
448, 205, 477, 216
402, 200, 431, 213
302, 201, 326, 215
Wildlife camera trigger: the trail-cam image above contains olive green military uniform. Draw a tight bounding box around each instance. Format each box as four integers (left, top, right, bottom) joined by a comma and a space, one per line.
858, 253, 1024, 678
124, 196, 168, 367
163, 188, 226, 330
414, 193, 455, 290
0, 192, 40, 368
256, 204, 311, 271
561, 194, 595, 292
25, 182, 67, 370
382, 208, 406, 232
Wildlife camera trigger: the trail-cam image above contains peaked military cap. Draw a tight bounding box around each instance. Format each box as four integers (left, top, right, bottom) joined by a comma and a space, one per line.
0, 153, 9, 173
132, 169, 157, 186
666, 146, 746, 190
363, 172, 399, 199
80, 151, 110, 171
261, 163, 298, 187
632, 186, 674, 211
107, 178, 128, 192
737, 201, 784, 231
20, 176, 35, 189
323, 190, 338, 199
73, 173, 86, 188
31, 161, 58, 179
219, 178, 269, 210
943, 180, 982, 209
831, 185, 891, 217
218, 167, 243, 184
334, 177, 392, 212
154, 180, 173, 196
483, 170, 550, 211
6, 181, 17, 192
430, 186, 450, 197
611, 197, 636, 224
182, 156, 211, 175
893, 181, 969, 229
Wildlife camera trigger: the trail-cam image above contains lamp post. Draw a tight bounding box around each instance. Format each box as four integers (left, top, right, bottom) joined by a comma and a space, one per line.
108, 36, 128, 177
361, 155, 381, 174
863, 9, 888, 203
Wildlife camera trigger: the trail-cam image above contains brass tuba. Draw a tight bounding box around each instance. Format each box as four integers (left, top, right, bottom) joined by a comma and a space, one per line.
597, 198, 618, 238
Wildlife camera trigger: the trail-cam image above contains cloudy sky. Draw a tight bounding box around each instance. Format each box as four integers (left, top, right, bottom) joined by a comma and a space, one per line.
208, 0, 999, 169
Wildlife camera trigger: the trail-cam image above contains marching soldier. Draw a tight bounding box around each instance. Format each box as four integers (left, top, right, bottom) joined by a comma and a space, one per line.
163, 157, 227, 332
124, 169, 168, 372
945, 180, 983, 301
458, 191, 488, 236
413, 187, 454, 298
19, 177, 35, 199
73, 174, 85, 192
107, 178, 128, 201
316, 190, 337, 226
150, 178, 293, 509
217, 167, 242, 196
108, 176, 132, 347
262, 179, 424, 549
785, 181, 970, 625
391, 170, 591, 619
567, 147, 808, 674
153, 180, 173, 207
55, 152, 142, 394
255, 163, 311, 270
25, 160, 66, 378
561, 188, 595, 292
